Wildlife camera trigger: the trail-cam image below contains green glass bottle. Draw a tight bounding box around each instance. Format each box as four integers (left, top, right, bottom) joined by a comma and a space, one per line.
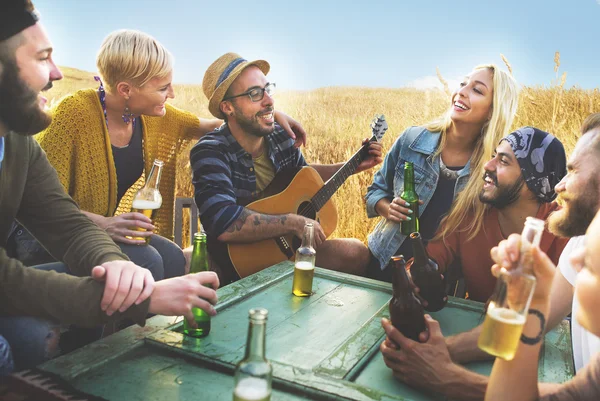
183, 232, 211, 337
400, 162, 420, 235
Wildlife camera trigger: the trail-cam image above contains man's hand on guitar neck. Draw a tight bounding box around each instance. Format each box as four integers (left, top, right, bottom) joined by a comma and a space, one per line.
355, 138, 383, 174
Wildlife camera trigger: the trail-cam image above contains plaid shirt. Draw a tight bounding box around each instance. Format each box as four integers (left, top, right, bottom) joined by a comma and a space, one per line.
191, 123, 307, 238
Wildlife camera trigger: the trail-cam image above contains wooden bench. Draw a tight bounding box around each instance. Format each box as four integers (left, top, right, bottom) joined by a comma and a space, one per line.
174, 197, 200, 248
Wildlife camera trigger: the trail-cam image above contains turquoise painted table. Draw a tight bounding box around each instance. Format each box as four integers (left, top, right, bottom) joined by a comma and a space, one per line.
40, 261, 574, 400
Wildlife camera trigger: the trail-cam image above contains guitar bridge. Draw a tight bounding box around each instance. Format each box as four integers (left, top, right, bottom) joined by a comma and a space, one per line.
275, 236, 294, 259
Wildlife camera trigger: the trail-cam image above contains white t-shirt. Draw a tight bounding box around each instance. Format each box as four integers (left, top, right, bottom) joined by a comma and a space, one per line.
559, 235, 600, 372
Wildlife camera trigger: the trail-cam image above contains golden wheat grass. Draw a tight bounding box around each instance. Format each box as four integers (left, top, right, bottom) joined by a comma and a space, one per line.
48, 65, 596, 245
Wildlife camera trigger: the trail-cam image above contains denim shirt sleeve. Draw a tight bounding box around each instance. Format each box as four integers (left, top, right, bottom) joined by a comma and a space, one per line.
365, 130, 407, 218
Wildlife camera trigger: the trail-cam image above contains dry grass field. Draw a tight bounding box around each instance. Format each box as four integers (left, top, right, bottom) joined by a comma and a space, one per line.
49, 63, 600, 244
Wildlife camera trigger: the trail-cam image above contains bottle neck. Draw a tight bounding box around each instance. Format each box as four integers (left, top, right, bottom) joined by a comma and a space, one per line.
301, 225, 315, 249
145, 162, 163, 190
191, 234, 209, 273
403, 164, 415, 192
245, 320, 267, 360
391, 258, 411, 298
518, 219, 545, 275
410, 234, 428, 265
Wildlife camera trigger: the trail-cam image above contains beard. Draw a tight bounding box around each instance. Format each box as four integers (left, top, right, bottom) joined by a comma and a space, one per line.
479, 172, 525, 209
0, 57, 52, 135
548, 178, 600, 237
231, 104, 274, 138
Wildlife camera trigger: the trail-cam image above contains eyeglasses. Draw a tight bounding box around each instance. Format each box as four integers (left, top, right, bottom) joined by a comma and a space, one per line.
223, 82, 276, 102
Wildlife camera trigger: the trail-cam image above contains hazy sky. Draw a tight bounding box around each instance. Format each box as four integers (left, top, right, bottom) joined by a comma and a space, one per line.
35, 0, 599, 90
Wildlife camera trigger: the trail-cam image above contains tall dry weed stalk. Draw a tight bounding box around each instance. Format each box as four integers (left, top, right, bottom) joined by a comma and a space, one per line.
436, 67, 451, 97
501, 54, 513, 76
550, 52, 568, 134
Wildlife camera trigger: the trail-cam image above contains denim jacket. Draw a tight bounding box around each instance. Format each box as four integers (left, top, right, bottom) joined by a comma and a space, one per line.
366, 126, 472, 269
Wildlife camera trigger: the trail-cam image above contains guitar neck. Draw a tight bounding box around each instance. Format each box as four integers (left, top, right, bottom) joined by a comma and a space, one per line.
311, 137, 373, 211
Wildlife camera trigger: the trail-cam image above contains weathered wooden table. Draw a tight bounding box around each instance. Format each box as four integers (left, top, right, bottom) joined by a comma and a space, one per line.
41, 261, 574, 400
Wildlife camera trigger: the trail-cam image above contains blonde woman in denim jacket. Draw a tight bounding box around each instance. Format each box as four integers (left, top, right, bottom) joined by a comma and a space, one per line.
365, 65, 519, 281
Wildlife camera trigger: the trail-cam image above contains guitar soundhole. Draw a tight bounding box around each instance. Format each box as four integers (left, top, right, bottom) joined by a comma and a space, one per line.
297, 201, 316, 220
293, 201, 317, 250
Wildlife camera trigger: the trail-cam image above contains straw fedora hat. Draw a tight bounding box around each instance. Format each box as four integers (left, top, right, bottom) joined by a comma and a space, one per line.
202, 52, 270, 119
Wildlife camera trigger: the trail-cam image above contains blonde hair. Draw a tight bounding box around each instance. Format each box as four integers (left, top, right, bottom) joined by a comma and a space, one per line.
96, 29, 173, 93
430, 64, 520, 241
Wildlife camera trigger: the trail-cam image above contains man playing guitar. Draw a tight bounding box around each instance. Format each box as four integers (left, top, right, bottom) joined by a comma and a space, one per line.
191, 53, 383, 285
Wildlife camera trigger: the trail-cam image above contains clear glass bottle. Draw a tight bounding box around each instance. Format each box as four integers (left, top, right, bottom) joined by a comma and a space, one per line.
478, 217, 545, 360
292, 223, 316, 297
233, 309, 272, 401
130, 159, 163, 244
183, 232, 211, 337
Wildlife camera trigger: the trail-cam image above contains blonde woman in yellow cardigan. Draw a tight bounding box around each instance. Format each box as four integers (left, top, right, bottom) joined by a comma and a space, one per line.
9, 29, 306, 281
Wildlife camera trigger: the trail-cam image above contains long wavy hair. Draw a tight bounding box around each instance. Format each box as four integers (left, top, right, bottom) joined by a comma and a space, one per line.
430, 64, 520, 241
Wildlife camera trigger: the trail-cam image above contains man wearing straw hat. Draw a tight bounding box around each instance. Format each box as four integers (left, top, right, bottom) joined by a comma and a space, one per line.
0, 0, 219, 374
191, 52, 383, 285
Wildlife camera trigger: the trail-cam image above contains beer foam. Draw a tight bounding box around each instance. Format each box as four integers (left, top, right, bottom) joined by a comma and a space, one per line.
295, 261, 315, 271
487, 307, 526, 325
234, 377, 270, 400
132, 199, 161, 209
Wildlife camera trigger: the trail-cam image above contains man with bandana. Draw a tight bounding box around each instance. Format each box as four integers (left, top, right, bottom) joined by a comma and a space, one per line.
378, 127, 583, 400
413, 127, 569, 303
0, 0, 219, 374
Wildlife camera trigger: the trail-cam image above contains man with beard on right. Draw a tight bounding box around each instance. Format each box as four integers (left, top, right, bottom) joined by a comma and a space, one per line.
0, 0, 220, 375
378, 115, 600, 401
410, 126, 569, 304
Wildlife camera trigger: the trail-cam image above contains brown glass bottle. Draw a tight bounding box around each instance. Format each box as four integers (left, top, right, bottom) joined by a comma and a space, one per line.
409, 232, 447, 312
388, 255, 427, 342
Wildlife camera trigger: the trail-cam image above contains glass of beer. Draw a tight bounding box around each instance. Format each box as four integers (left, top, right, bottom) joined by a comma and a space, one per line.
477, 273, 536, 360
478, 217, 544, 360
130, 198, 161, 242
292, 223, 316, 297
129, 159, 163, 244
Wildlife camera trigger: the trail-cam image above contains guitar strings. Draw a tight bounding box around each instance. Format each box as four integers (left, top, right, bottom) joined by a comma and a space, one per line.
296, 153, 361, 217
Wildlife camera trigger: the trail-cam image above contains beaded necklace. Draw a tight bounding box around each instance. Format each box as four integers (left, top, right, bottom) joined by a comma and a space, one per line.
94, 76, 136, 131
439, 156, 465, 181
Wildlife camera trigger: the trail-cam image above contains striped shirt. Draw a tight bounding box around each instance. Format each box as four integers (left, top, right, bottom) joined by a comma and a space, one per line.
190, 123, 307, 238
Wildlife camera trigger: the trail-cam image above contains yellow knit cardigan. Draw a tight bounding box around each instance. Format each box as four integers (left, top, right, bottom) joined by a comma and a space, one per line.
36, 88, 200, 240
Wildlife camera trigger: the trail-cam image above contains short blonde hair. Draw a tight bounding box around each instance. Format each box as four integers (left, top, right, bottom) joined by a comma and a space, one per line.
96, 29, 173, 93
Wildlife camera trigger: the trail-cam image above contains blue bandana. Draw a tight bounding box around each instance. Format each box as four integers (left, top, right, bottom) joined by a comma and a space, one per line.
500, 127, 567, 203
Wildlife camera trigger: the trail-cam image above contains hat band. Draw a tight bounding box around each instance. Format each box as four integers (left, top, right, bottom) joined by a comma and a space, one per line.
215, 57, 246, 90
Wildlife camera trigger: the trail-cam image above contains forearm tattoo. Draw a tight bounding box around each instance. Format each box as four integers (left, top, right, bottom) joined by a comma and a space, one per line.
227, 209, 288, 233
254, 214, 287, 225
226, 209, 251, 233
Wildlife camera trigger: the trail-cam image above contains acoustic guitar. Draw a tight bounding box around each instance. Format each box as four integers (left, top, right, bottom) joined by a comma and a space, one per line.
226, 115, 388, 278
